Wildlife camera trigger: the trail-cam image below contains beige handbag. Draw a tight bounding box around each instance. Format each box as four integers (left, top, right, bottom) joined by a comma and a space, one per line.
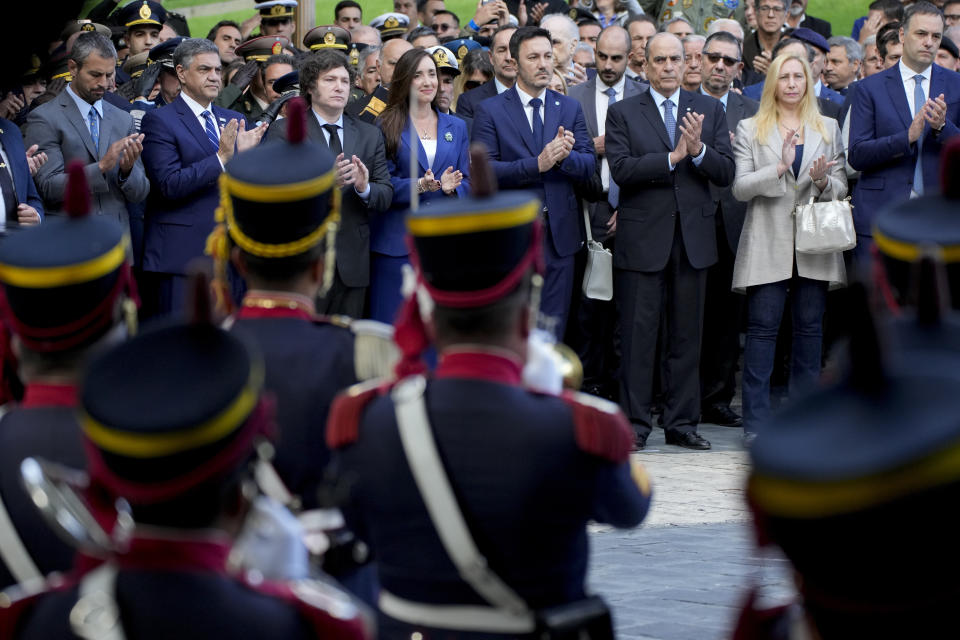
582, 209, 613, 301
794, 196, 856, 255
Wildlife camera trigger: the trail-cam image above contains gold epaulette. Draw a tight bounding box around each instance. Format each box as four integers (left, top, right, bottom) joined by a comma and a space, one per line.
360, 96, 386, 119
350, 319, 398, 381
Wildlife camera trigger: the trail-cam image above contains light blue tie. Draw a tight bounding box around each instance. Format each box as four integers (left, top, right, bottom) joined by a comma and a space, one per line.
604, 87, 620, 209
913, 75, 925, 196
202, 110, 220, 152
663, 98, 677, 146
87, 106, 100, 154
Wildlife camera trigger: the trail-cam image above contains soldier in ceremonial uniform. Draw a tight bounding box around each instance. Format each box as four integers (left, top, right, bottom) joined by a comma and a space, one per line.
327, 151, 652, 638
735, 141, 960, 639
0, 164, 137, 591
114, 0, 168, 85
0, 276, 369, 640
346, 36, 412, 124
216, 35, 291, 125
256, 0, 298, 41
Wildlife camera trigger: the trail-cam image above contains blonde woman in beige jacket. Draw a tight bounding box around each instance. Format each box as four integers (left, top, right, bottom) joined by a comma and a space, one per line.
731, 52, 847, 439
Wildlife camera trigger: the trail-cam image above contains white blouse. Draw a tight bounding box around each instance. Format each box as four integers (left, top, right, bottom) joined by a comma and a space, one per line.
420, 138, 437, 170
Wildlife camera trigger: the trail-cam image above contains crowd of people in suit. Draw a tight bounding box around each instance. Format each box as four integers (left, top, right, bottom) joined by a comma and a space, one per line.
0, 0, 959, 637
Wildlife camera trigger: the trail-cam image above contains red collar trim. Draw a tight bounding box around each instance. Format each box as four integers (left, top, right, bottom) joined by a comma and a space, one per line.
113, 532, 232, 573
435, 348, 524, 385
237, 291, 315, 321
21, 383, 78, 408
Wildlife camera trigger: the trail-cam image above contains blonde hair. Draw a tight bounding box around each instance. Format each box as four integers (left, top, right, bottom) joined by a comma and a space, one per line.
754, 53, 831, 145
549, 68, 568, 95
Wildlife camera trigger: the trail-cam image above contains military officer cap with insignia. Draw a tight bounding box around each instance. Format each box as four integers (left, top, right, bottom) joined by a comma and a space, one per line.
149, 35, 185, 69
271, 70, 299, 96
118, 0, 167, 29
255, 0, 297, 19
873, 140, 960, 308
41, 49, 72, 82
424, 45, 460, 76
568, 6, 595, 24
60, 19, 112, 39
346, 41, 369, 70
235, 34, 291, 61
0, 163, 137, 381
303, 25, 351, 51
205, 98, 339, 313
443, 37, 483, 66
369, 12, 411, 41
121, 51, 150, 78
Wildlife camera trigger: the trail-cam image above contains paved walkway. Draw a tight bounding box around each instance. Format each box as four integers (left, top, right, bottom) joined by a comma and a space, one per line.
587, 424, 796, 640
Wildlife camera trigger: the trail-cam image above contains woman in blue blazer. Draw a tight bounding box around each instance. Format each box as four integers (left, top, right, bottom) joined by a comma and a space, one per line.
372, 48, 470, 324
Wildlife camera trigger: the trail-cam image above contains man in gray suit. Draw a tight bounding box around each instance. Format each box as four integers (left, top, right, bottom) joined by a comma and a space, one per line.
25, 33, 149, 226
698, 30, 759, 428
265, 49, 392, 318
567, 26, 647, 400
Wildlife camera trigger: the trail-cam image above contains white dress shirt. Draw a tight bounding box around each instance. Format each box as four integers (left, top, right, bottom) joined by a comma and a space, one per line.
0, 143, 13, 233
516, 85, 549, 134
596, 76, 626, 191
494, 78, 511, 94
649, 86, 707, 171
311, 109, 371, 201
899, 59, 933, 119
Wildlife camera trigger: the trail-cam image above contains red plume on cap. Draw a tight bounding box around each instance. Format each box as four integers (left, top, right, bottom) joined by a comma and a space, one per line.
286, 96, 307, 144
941, 138, 960, 200
64, 160, 90, 218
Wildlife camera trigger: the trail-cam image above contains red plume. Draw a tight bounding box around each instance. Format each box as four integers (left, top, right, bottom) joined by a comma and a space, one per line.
286, 96, 307, 144
64, 160, 90, 218
469, 142, 496, 199
941, 138, 960, 200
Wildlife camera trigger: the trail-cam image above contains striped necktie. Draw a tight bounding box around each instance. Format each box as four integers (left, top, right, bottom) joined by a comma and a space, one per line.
201, 110, 220, 152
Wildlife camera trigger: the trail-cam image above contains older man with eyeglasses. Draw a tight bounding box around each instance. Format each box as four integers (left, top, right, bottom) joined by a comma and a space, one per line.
743, 0, 787, 76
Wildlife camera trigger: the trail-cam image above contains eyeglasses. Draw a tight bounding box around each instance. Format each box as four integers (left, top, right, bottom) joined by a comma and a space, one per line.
757, 5, 785, 14
704, 52, 741, 66
945, 14, 960, 22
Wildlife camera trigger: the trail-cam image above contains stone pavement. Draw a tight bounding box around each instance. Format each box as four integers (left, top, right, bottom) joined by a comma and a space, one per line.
587, 424, 797, 640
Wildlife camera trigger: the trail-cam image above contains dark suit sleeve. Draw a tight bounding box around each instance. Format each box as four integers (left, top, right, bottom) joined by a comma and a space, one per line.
605, 102, 673, 185
263, 118, 288, 144
455, 90, 475, 119
140, 111, 222, 201
556, 102, 596, 182
848, 81, 912, 172
591, 461, 652, 529
453, 120, 471, 197
472, 101, 542, 188
693, 101, 735, 188
363, 127, 393, 213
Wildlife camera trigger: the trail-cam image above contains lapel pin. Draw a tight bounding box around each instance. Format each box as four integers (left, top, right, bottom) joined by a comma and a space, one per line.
555, 101, 560, 106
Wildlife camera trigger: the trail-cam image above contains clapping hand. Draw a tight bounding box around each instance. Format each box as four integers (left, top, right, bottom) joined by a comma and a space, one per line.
420, 169, 441, 192
25, 145, 47, 176
440, 166, 463, 195
538, 127, 575, 171
923, 93, 948, 131
752, 50, 771, 75
808, 154, 837, 189
237, 122, 266, 152
118, 133, 145, 176
777, 128, 799, 176
678, 111, 704, 157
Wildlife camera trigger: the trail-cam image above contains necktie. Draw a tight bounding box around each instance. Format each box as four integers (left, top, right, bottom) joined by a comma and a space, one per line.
87, 106, 100, 154
530, 97, 544, 149
604, 87, 619, 209
663, 98, 676, 147
913, 75, 925, 196
0, 160, 17, 224
202, 110, 220, 153
323, 123, 342, 156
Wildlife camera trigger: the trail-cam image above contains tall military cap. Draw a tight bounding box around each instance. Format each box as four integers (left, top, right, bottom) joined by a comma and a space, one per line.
79, 280, 268, 506
369, 12, 410, 40
205, 99, 339, 312
444, 38, 483, 66
60, 19, 112, 39
874, 140, 960, 307
303, 25, 351, 51
235, 34, 291, 61
0, 163, 135, 354
425, 45, 460, 76
256, 0, 297, 19
746, 273, 960, 635
149, 35, 185, 69
119, 0, 167, 29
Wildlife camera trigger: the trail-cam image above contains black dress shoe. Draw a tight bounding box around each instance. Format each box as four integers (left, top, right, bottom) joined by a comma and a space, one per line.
701, 405, 743, 427
633, 433, 648, 451
665, 431, 711, 450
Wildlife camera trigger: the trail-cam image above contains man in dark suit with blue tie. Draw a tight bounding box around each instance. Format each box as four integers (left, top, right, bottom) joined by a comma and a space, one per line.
140, 38, 265, 318
455, 25, 516, 119
0, 118, 43, 232
472, 26, 596, 339
605, 32, 735, 450
849, 1, 960, 264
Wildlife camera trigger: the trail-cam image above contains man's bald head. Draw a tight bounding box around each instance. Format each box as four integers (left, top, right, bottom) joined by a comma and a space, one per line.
598, 25, 631, 53
379, 37, 413, 86
352, 25, 382, 47
596, 25, 631, 87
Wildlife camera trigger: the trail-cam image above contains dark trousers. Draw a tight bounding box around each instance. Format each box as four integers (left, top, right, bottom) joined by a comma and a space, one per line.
317, 267, 367, 319
566, 238, 619, 396
540, 217, 575, 341
617, 225, 707, 437
700, 216, 743, 411
742, 275, 827, 432
139, 271, 187, 323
